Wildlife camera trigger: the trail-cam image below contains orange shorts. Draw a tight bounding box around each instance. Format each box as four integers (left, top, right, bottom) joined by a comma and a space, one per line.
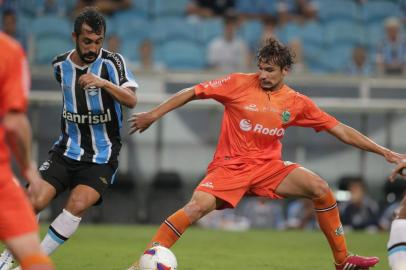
0, 164, 38, 240
195, 160, 300, 209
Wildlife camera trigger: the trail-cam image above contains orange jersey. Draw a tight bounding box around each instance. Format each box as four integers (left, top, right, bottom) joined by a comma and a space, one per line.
0, 33, 30, 164
194, 73, 339, 169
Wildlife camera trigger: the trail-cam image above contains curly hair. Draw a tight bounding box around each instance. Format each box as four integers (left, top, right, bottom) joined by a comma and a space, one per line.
74, 7, 106, 36
257, 38, 294, 69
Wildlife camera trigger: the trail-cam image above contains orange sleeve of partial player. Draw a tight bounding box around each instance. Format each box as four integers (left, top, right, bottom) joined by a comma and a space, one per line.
292, 93, 339, 132
0, 34, 30, 115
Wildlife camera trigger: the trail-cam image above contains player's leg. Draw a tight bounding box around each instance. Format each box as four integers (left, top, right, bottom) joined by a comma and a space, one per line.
4, 233, 54, 270
148, 190, 220, 248
146, 164, 249, 249
40, 159, 115, 255
275, 167, 379, 269
39, 185, 98, 255
128, 166, 249, 270
388, 196, 406, 270
0, 154, 66, 268
0, 172, 53, 270
28, 181, 57, 214
127, 191, 222, 270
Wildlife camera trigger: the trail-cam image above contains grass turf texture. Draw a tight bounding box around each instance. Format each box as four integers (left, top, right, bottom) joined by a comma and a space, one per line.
17, 225, 393, 269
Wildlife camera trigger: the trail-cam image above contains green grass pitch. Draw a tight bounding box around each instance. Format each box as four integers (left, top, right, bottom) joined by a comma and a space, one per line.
31, 225, 390, 270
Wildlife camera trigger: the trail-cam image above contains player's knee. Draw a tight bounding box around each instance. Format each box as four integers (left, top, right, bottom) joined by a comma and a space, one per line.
184, 200, 213, 222
30, 194, 50, 213
65, 197, 89, 216
309, 178, 330, 198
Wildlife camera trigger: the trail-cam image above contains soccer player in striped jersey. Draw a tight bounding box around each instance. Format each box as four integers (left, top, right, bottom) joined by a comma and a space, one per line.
0, 7, 138, 269
388, 161, 406, 270
127, 38, 403, 270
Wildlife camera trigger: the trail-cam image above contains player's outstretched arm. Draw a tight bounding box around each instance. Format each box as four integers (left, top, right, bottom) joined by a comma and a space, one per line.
326, 123, 403, 164
390, 161, 406, 181
128, 87, 196, 134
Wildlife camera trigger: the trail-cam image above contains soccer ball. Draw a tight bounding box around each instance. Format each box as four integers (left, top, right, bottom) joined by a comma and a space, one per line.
138, 246, 177, 270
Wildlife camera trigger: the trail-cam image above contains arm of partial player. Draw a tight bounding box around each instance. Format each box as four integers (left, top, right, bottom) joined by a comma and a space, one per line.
2, 111, 43, 193
326, 122, 404, 164
128, 87, 196, 134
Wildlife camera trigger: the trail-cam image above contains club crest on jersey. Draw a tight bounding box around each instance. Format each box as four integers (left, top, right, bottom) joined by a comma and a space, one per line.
281, 110, 291, 123
88, 89, 99, 96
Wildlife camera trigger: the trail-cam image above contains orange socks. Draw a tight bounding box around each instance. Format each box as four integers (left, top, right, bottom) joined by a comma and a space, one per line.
149, 209, 191, 248
313, 190, 348, 264
20, 254, 54, 270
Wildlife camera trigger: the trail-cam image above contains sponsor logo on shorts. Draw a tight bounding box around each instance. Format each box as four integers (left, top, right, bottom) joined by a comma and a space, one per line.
99, 177, 108, 185
239, 119, 285, 136
200, 182, 214, 189
39, 160, 51, 171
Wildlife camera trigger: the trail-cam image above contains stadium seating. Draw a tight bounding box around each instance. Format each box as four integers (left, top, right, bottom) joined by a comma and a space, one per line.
317, 0, 359, 23
156, 39, 206, 70
113, 13, 150, 40
361, 1, 402, 23
31, 15, 70, 37
299, 21, 325, 46
34, 36, 72, 64
21, 0, 405, 73
276, 22, 301, 44
239, 19, 263, 50
199, 18, 224, 45
120, 36, 143, 62
235, 0, 278, 16
320, 45, 353, 73
153, 0, 189, 17
366, 22, 386, 49
150, 17, 199, 43
325, 21, 366, 47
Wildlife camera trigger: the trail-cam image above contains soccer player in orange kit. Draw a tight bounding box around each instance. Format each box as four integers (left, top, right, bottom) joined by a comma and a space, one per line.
128, 38, 403, 270
0, 32, 54, 270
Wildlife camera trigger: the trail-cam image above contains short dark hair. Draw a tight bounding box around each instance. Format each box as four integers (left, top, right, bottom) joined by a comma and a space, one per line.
257, 38, 294, 69
74, 7, 106, 36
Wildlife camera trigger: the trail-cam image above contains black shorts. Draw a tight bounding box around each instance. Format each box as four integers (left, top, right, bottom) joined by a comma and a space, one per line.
39, 151, 118, 205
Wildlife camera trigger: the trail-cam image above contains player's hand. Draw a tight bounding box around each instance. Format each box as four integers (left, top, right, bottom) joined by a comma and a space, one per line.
23, 162, 43, 197
389, 160, 406, 182
78, 73, 106, 90
128, 111, 157, 134
383, 150, 404, 164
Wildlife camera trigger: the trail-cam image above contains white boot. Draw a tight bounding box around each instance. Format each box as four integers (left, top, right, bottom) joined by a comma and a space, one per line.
0, 250, 14, 270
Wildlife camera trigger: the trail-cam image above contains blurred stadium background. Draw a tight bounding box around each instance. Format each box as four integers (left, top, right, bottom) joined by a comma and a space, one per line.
2, 0, 406, 235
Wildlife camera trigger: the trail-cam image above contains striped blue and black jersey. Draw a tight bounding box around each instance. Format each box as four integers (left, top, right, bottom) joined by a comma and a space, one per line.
51, 49, 138, 164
